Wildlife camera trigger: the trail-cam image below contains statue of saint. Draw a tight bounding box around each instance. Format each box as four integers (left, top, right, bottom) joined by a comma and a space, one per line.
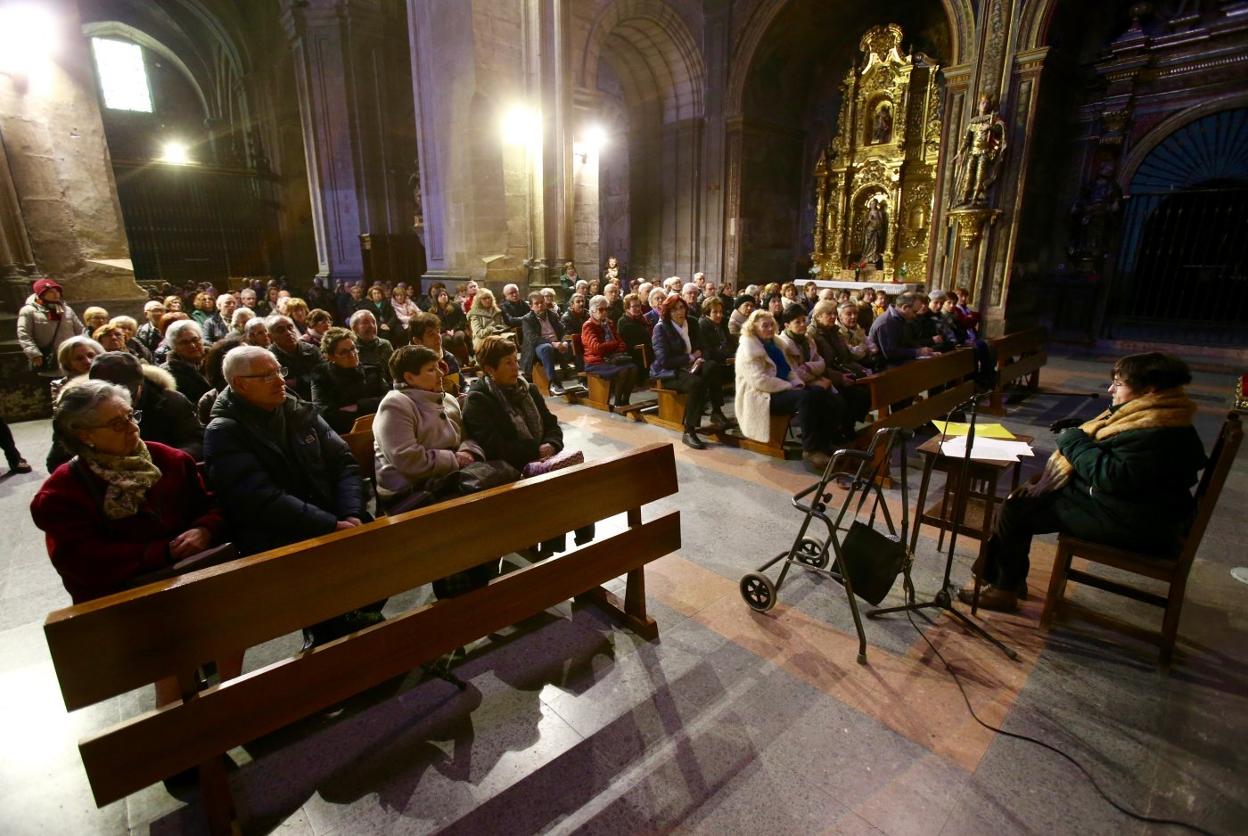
871, 103, 893, 145
952, 94, 1008, 207
407, 161, 424, 230
861, 199, 887, 267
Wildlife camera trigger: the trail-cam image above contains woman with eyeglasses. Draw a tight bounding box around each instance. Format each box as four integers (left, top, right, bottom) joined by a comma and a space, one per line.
311, 327, 389, 434
31, 379, 227, 605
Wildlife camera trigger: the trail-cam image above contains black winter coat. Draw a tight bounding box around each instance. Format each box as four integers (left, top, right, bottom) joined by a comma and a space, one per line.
270, 340, 325, 402
462, 377, 563, 470
162, 356, 212, 405
310, 363, 389, 434
204, 389, 364, 556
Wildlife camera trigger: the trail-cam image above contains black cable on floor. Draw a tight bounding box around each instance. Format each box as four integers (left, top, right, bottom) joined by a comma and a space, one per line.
904, 608, 1218, 836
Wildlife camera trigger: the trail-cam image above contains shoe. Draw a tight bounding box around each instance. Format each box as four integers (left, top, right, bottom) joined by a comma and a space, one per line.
682, 430, 707, 450
550, 383, 565, 396
8, 459, 31, 474
956, 583, 1018, 613
803, 451, 830, 471
708, 409, 734, 428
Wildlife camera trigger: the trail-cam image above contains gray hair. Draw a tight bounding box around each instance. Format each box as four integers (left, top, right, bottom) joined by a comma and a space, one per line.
166, 319, 202, 344
648, 288, 666, 306
56, 335, 105, 372
230, 307, 255, 329
243, 317, 268, 338
52, 379, 132, 455
109, 315, 138, 330
143, 300, 164, 312
503, 283, 519, 295
266, 314, 294, 332
222, 345, 276, 385
682, 283, 698, 295
588, 294, 609, 312
347, 309, 376, 328
216, 293, 235, 310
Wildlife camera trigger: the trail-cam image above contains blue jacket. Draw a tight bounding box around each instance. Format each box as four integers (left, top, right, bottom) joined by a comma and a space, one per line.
650, 320, 697, 379
204, 388, 364, 555
519, 310, 566, 375
867, 306, 921, 366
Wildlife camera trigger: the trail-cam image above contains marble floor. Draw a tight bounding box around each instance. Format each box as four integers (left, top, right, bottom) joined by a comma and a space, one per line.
0, 350, 1244, 835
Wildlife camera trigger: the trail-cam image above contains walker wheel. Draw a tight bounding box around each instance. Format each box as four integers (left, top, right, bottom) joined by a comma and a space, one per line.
795, 538, 829, 569
740, 573, 776, 612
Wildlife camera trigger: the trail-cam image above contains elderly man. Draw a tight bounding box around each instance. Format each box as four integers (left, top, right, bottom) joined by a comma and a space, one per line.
604, 281, 624, 323
500, 283, 529, 325
681, 283, 703, 323
267, 314, 324, 400
349, 310, 393, 387
136, 300, 166, 353
204, 345, 379, 646
519, 292, 577, 395
203, 293, 237, 345
243, 317, 271, 347
867, 292, 934, 367
239, 287, 257, 314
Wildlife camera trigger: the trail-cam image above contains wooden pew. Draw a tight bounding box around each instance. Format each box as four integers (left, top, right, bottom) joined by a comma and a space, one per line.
44, 443, 681, 834
571, 334, 646, 421
985, 326, 1047, 415
724, 413, 801, 460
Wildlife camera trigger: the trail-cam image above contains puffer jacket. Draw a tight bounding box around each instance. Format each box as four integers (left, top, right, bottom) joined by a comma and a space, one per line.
373, 387, 484, 498
17, 293, 84, 370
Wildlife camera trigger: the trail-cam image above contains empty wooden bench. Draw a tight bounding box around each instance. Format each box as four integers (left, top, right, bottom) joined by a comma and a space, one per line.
985, 326, 1048, 415
44, 443, 681, 835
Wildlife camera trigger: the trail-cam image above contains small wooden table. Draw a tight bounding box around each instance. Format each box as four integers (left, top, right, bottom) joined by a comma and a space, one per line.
909, 433, 1034, 598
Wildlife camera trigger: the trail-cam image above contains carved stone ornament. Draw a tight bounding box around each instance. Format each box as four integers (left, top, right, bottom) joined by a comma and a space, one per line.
947, 205, 1001, 248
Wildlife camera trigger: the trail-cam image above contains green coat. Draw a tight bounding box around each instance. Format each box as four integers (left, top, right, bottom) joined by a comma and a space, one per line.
1053, 421, 1206, 553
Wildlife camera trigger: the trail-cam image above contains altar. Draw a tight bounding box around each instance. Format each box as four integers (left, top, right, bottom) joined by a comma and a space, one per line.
813, 279, 923, 294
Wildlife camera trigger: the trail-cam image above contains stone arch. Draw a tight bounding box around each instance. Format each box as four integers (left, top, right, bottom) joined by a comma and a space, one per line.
81, 21, 212, 118
1118, 94, 1248, 193
579, 0, 706, 124
725, 0, 972, 120
1018, 0, 1058, 52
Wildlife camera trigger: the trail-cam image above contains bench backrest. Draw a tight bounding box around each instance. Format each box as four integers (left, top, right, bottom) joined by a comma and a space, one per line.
860, 348, 976, 412
44, 443, 680, 805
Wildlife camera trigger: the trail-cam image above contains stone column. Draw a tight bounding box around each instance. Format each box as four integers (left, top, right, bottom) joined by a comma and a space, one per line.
282, 0, 406, 285
0, 132, 35, 284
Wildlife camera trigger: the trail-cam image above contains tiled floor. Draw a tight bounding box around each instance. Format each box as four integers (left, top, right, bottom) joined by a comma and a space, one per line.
0, 350, 1244, 835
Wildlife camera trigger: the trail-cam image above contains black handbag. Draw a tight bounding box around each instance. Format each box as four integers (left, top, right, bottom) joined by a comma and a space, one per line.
838, 521, 907, 606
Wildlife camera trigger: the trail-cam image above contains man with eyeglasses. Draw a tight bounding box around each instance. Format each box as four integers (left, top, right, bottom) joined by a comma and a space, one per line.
266, 314, 324, 401
204, 345, 382, 647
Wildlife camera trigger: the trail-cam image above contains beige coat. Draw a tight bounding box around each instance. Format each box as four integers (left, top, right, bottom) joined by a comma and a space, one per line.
775, 331, 826, 386
733, 334, 800, 443
468, 306, 509, 351
373, 387, 483, 497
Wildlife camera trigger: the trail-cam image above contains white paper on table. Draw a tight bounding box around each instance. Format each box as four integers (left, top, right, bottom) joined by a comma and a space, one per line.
940, 436, 1035, 462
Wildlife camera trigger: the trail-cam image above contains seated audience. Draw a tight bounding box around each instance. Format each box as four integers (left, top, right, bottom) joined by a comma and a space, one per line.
644, 288, 667, 327
432, 287, 471, 364
243, 316, 271, 347
930, 291, 970, 345
735, 309, 842, 470
681, 283, 703, 323
802, 281, 820, 312
698, 296, 735, 367
541, 287, 561, 317
153, 311, 190, 364
409, 312, 463, 397
561, 293, 588, 337
51, 335, 103, 403
32, 379, 225, 605
462, 336, 565, 470
82, 306, 109, 332
581, 294, 640, 408
618, 292, 653, 371
162, 294, 184, 313
964, 353, 1208, 612
868, 292, 934, 367
93, 323, 128, 354
356, 284, 395, 339
204, 345, 379, 646
467, 288, 510, 353
301, 308, 334, 348
952, 286, 981, 335
197, 334, 245, 423
82, 351, 203, 464
775, 308, 854, 441
835, 301, 880, 368
136, 301, 165, 354
500, 283, 530, 325
460, 280, 479, 314
267, 314, 323, 401
909, 293, 951, 353
161, 320, 212, 405
109, 315, 153, 362
604, 282, 625, 323
349, 310, 394, 388
203, 293, 236, 345
728, 293, 755, 337
807, 301, 872, 430
230, 306, 255, 337
373, 345, 484, 513
189, 292, 214, 326
286, 298, 310, 334
651, 295, 728, 449
520, 292, 577, 394
390, 284, 419, 345
311, 327, 389, 434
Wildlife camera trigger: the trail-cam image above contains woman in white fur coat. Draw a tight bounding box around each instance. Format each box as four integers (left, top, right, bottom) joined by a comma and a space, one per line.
734, 309, 840, 470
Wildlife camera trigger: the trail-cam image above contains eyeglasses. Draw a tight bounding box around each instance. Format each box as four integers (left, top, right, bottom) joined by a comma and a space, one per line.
90, 410, 142, 432
237, 366, 289, 383
334, 346, 359, 357
175, 336, 203, 345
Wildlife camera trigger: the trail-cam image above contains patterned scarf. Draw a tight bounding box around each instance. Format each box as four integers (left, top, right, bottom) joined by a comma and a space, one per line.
1022, 388, 1196, 496
81, 442, 163, 519
486, 374, 542, 441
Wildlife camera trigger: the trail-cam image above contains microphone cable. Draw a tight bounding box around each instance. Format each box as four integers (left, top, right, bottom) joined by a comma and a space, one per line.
904, 608, 1219, 836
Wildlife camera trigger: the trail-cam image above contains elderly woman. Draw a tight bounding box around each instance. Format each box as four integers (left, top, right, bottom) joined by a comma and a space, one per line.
93, 323, 128, 354
190, 292, 214, 326
108, 315, 153, 362
462, 335, 563, 469
230, 306, 255, 336
31, 379, 226, 605
698, 296, 735, 365
644, 287, 667, 327
161, 319, 211, 404
581, 294, 640, 409
311, 327, 388, 434
51, 335, 104, 403
467, 288, 510, 353
82, 306, 110, 332
728, 293, 755, 337
374, 345, 484, 513
354, 284, 394, 338
18, 278, 85, 376
618, 292, 653, 371
285, 298, 310, 335
196, 334, 244, 423
775, 307, 855, 442
651, 295, 728, 449
735, 309, 840, 471
835, 301, 880, 369
153, 311, 190, 364
301, 308, 334, 348
965, 353, 1208, 612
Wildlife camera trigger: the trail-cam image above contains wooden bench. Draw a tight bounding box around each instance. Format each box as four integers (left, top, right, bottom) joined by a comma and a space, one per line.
640, 378, 733, 443
43, 443, 681, 834
724, 413, 802, 459
855, 348, 978, 440
985, 326, 1047, 415
571, 334, 646, 421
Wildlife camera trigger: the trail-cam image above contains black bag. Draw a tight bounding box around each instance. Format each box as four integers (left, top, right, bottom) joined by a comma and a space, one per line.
839, 521, 907, 606
605, 352, 634, 366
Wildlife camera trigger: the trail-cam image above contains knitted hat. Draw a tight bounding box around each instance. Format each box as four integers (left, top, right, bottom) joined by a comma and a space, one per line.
733, 294, 754, 311
33, 278, 63, 298
89, 351, 144, 396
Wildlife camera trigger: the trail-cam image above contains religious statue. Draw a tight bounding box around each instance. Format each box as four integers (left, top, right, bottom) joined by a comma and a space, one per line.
861, 198, 887, 267
952, 94, 1008, 207
407, 161, 424, 231
871, 103, 893, 145
1067, 162, 1122, 268
604, 256, 620, 284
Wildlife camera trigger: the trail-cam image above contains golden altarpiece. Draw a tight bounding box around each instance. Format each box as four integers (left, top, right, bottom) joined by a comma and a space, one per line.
810, 25, 941, 283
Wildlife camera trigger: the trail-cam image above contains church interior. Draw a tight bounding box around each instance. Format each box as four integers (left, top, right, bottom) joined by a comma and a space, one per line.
0, 0, 1246, 833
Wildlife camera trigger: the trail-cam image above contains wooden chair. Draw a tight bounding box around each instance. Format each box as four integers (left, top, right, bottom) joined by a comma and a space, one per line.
342, 427, 377, 512
44, 443, 680, 834
349, 414, 375, 434
1040, 411, 1243, 666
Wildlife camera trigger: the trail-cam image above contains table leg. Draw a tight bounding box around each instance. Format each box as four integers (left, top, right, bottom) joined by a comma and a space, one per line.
910, 454, 936, 555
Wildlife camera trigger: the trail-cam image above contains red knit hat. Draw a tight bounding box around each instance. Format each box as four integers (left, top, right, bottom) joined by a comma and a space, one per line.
33, 278, 63, 298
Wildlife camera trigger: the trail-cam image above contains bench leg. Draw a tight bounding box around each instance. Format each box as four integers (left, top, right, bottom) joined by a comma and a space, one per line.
199, 755, 237, 836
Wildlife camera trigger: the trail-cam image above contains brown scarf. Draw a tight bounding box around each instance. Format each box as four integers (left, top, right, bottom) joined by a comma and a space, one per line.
1022, 388, 1196, 496
81, 442, 163, 519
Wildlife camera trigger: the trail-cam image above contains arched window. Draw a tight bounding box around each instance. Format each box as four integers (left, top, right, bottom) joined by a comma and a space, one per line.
90, 37, 153, 113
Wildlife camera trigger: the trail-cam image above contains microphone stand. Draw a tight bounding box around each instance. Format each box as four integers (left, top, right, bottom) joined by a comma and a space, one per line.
868, 386, 1019, 661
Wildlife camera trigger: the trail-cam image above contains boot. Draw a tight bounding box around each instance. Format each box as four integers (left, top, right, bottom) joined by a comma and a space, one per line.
682, 429, 707, 450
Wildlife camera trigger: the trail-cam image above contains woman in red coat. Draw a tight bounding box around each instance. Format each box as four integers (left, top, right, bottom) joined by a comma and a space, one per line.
581, 294, 640, 408
31, 379, 237, 707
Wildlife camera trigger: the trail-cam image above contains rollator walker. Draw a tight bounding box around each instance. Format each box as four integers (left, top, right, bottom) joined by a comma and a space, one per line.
738, 427, 912, 664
